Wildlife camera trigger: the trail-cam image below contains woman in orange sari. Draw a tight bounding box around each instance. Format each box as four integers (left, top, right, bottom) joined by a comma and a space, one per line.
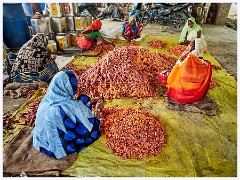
166, 38, 212, 104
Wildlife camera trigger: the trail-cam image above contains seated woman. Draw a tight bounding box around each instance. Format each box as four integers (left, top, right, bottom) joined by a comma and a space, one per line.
122, 16, 143, 42
31, 70, 103, 159
77, 19, 113, 50
179, 17, 203, 45
166, 38, 212, 104
11, 33, 59, 83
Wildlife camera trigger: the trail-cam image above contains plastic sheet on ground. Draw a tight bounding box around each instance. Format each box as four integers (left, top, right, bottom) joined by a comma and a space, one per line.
4, 35, 237, 177
62, 35, 237, 177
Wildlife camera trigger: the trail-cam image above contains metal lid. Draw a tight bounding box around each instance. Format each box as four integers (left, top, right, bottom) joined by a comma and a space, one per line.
56, 33, 66, 36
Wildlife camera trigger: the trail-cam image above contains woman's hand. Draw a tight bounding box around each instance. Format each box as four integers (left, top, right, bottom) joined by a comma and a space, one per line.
94, 99, 104, 118
74, 94, 79, 101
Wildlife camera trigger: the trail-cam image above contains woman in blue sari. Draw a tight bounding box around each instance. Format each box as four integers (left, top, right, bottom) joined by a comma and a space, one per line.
31, 70, 102, 159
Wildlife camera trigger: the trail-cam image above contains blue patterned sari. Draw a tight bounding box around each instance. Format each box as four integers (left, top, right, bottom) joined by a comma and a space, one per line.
32, 70, 100, 159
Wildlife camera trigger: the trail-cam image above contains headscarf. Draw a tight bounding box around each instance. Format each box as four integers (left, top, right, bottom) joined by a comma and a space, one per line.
32, 70, 94, 159
129, 15, 136, 24
191, 38, 207, 58
83, 19, 102, 33
179, 17, 202, 43
11, 33, 58, 82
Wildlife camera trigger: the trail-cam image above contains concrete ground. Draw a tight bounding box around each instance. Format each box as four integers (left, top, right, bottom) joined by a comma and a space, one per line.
3, 20, 237, 114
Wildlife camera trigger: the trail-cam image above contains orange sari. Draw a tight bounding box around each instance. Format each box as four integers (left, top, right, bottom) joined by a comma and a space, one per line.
166, 53, 212, 104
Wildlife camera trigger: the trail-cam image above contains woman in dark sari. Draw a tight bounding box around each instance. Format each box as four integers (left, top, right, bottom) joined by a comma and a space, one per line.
11, 33, 59, 83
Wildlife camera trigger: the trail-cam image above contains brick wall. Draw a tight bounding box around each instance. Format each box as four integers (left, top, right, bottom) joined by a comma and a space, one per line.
215, 3, 231, 25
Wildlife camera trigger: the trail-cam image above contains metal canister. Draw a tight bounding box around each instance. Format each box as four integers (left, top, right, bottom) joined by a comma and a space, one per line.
48, 3, 63, 17
48, 32, 56, 41
47, 40, 57, 53
196, 6, 203, 16
201, 17, 207, 24
74, 16, 88, 31
66, 16, 75, 31
86, 15, 92, 26
66, 33, 71, 47
30, 19, 49, 35
204, 7, 210, 17
56, 33, 71, 50
69, 31, 78, 46
63, 3, 76, 16
83, 16, 88, 30
51, 17, 67, 33
45, 17, 52, 33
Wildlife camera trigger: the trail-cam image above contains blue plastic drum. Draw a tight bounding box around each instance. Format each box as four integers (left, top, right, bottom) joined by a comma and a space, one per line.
3, 3, 31, 49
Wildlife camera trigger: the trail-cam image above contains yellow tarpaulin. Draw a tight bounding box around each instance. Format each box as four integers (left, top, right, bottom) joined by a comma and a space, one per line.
4, 35, 237, 177
63, 35, 237, 177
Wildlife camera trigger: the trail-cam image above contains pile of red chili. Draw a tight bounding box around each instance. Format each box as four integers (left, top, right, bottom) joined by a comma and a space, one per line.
169, 45, 187, 56
100, 107, 167, 159
17, 98, 41, 127
148, 40, 166, 49
74, 46, 176, 100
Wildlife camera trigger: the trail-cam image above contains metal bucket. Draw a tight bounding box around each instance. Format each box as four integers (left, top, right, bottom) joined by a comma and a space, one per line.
47, 40, 57, 53
74, 16, 88, 31
66, 16, 75, 31
51, 17, 67, 33
3, 3, 31, 48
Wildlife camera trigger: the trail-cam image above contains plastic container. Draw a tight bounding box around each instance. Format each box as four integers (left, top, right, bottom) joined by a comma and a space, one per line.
3, 3, 31, 48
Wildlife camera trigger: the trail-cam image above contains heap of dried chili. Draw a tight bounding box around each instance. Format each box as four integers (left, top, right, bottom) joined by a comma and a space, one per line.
100, 107, 167, 159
